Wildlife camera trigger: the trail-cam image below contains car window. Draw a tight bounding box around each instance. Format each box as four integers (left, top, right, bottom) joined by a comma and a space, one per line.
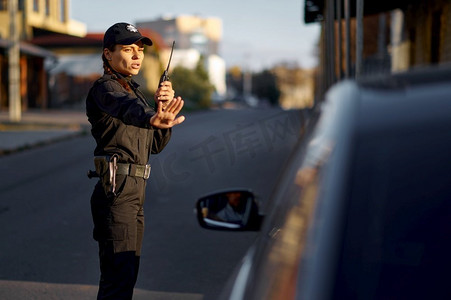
333, 121, 451, 299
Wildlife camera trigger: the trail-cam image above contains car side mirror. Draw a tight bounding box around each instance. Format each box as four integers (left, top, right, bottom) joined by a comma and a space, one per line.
195, 190, 263, 231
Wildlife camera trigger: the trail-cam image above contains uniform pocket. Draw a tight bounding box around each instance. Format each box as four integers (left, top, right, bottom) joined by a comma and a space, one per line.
106, 224, 127, 241
112, 175, 140, 206
110, 174, 128, 206
107, 224, 131, 253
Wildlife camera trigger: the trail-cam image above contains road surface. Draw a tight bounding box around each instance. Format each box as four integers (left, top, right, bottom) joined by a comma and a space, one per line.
0, 108, 306, 299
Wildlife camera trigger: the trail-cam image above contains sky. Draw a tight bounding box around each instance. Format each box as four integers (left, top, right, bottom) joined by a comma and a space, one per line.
70, 0, 321, 72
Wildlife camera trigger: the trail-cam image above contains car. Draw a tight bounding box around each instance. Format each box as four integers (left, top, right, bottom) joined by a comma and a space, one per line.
194, 66, 451, 300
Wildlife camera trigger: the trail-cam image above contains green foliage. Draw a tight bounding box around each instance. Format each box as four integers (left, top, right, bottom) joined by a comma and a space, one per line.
171, 57, 215, 109
252, 70, 280, 106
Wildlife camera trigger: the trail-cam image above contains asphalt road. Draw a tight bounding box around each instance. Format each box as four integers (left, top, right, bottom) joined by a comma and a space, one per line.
0, 108, 306, 300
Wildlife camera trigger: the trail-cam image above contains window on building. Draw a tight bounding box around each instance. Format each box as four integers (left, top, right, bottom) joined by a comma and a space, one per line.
33, 0, 38, 11
60, 0, 66, 22
0, 0, 6, 10
190, 30, 208, 56
45, 0, 50, 16
0, 0, 24, 11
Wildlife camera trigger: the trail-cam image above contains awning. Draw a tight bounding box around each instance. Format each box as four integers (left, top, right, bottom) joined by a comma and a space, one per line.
0, 38, 56, 58
49, 54, 102, 76
20, 41, 56, 58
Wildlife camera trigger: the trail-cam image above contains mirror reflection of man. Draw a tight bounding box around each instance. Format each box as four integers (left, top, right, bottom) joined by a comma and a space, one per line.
215, 192, 246, 224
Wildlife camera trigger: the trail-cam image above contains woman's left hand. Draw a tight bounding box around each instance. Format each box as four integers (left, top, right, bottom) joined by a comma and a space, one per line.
150, 96, 185, 129
154, 81, 175, 110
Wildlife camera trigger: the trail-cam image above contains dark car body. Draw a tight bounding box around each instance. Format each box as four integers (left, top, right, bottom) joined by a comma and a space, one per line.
196, 66, 451, 300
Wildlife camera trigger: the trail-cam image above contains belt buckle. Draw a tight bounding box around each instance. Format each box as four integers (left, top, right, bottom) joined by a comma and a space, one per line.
144, 165, 151, 179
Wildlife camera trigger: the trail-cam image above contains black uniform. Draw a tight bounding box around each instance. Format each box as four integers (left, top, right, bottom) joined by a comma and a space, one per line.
86, 73, 171, 299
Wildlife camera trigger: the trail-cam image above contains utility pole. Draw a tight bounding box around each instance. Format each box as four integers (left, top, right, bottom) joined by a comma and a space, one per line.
8, 0, 21, 122
355, 0, 364, 77
243, 53, 252, 100
344, 0, 351, 78
336, 0, 342, 80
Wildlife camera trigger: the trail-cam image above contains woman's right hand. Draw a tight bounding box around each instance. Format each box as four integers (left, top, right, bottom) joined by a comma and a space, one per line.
154, 81, 175, 111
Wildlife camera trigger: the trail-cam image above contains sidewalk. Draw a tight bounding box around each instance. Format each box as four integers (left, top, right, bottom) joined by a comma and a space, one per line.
0, 109, 90, 156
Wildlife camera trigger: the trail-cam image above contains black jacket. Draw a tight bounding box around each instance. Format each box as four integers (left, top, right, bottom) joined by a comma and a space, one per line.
86, 74, 171, 165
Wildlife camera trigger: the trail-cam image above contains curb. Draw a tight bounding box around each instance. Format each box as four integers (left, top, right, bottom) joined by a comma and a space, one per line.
0, 123, 90, 157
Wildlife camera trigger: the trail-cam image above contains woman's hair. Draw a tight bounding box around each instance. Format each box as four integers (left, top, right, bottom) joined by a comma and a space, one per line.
102, 45, 132, 92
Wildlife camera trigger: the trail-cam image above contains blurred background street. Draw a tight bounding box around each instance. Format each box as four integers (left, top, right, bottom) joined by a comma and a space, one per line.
2, 0, 450, 298
0, 107, 306, 299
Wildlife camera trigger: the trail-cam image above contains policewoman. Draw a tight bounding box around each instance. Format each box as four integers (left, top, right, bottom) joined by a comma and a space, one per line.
86, 23, 185, 299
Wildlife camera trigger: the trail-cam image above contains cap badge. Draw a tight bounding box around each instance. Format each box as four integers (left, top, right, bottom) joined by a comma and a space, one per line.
126, 24, 138, 33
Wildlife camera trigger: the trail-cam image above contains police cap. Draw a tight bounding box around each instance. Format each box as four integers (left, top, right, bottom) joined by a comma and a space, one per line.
103, 23, 153, 49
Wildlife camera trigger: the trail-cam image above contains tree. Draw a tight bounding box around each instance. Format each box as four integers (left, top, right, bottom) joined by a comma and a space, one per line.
171, 56, 215, 109
226, 66, 244, 97
252, 70, 280, 106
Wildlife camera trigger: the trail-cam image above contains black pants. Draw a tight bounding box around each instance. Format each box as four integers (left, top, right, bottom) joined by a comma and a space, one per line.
91, 175, 146, 300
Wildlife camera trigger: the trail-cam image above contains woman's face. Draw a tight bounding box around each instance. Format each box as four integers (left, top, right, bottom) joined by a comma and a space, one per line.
105, 41, 144, 76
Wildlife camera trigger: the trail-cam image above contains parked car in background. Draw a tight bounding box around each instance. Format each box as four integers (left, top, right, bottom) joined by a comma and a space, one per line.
195, 66, 451, 300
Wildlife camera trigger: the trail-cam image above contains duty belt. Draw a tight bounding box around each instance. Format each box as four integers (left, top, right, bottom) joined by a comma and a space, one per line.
87, 157, 151, 180
116, 163, 151, 179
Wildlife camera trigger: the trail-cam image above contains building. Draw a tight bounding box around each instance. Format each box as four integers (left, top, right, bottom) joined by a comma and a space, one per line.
391, 1, 451, 71
137, 15, 226, 100
30, 28, 168, 107
137, 15, 221, 57
0, 0, 86, 40
273, 66, 316, 109
304, 0, 451, 99
0, 0, 85, 110
30, 33, 103, 107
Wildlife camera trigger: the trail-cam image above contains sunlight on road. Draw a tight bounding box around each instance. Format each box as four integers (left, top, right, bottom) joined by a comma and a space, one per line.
0, 280, 203, 300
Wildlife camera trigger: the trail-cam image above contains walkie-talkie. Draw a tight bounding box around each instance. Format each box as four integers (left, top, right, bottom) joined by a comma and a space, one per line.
158, 41, 175, 86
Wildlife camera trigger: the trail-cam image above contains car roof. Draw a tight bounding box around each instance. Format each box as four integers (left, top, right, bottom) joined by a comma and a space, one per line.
321, 65, 451, 144
357, 64, 451, 90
